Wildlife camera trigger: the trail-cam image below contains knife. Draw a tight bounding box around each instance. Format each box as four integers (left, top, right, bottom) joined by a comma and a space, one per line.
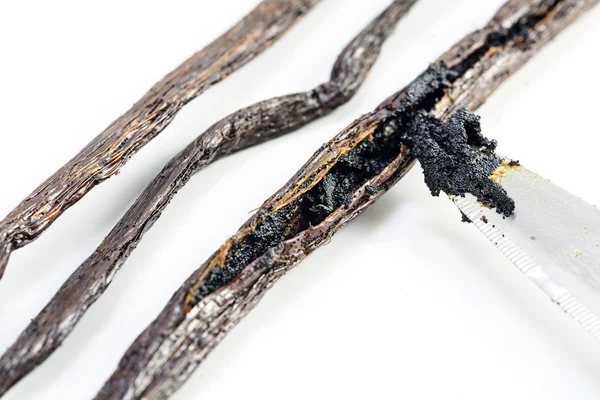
451, 163, 600, 340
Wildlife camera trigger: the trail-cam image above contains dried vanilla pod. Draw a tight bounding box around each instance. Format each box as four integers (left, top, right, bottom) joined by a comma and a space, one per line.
91, 1, 597, 399
0, 0, 321, 280
0, 0, 418, 396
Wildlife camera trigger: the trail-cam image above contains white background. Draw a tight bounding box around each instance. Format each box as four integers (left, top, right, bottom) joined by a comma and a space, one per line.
0, 0, 599, 398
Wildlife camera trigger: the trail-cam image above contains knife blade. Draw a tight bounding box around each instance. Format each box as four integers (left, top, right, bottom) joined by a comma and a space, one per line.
451, 163, 600, 340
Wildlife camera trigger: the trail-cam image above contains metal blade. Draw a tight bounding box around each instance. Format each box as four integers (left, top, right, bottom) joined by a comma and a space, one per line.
451, 165, 600, 341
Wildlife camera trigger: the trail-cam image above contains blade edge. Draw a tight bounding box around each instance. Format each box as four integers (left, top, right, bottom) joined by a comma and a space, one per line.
453, 194, 600, 341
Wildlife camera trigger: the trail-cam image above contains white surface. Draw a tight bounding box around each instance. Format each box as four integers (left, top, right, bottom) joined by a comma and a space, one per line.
0, 0, 599, 399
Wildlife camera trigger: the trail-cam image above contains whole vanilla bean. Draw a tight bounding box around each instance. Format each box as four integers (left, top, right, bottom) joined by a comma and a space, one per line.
91, 1, 597, 399
0, 1, 418, 396
0, 0, 321, 280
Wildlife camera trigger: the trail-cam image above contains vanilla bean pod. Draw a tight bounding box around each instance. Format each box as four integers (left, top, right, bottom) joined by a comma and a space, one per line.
0, 0, 322, 280
89, 1, 596, 399
0, 1, 418, 395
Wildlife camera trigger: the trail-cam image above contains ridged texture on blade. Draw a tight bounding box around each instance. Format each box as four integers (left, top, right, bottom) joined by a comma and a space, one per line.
454, 194, 600, 341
